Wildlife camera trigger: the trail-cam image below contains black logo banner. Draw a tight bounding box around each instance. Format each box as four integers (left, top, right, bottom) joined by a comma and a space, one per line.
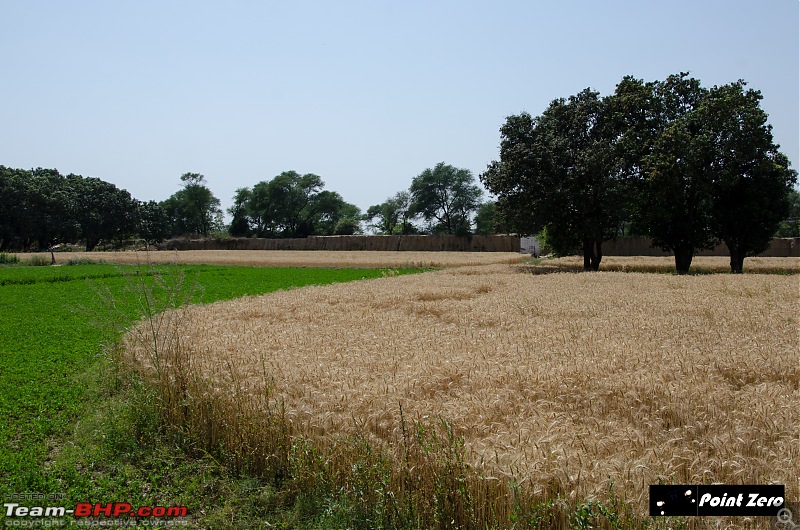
650, 485, 785, 517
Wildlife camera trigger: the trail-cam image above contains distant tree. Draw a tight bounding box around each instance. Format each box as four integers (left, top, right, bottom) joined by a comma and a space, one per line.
228, 187, 253, 237
333, 217, 362, 235
474, 201, 512, 235
775, 188, 800, 237
0, 167, 76, 250
310, 190, 362, 236
365, 191, 416, 234
0, 166, 29, 250
161, 173, 222, 236
136, 200, 171, 243
67, 175, 138, 250
238, 171, 361, 238
482, 88, 627, 270
410, 163, 482, 235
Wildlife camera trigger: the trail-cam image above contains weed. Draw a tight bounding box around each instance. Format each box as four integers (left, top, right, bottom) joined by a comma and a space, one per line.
0, 252, 19, 264
25, 254, 51, 266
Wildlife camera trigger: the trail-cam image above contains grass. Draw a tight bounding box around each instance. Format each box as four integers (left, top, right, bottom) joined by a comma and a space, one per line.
0, 262, 423, 527
124, 262, 798, 529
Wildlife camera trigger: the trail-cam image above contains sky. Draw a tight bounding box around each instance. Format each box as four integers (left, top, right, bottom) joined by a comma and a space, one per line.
1, 1, 798, 219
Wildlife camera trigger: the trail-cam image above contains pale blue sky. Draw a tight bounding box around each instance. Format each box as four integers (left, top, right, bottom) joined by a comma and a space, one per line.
1, 1, 798, 217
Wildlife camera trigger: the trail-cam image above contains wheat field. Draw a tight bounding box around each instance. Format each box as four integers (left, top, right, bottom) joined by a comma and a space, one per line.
123, 262, 799, 521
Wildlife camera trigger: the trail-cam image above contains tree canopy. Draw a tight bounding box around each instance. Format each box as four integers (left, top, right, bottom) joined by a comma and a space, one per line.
0, 166, 141, 251
482, 89, 627, 270
409, 163, 482, 235
161, 173, 223, 237
364, 192, 416, 235
228, 171, 361, 238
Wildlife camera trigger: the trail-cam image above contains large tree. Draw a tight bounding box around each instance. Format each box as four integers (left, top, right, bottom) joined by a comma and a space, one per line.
701, 81, 798, 273
482, 89, 627, 270
161, 173, 222, 237
631, 73, 797, 274
410, 163, 482, 235
627, 73, 716, 274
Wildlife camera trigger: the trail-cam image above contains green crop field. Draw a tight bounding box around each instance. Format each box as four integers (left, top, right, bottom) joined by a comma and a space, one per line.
0, 262, 419, 527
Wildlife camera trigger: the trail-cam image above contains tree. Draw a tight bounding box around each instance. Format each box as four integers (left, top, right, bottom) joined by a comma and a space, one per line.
309, 190, 362, 236
410, 163, 482, 235
0, 167, 77, 250
629, 73, 716, 274
474, 201, 509, 235
236, 171, 361, 238
136, 200, 171, 244
67, 175, 138, 250
365, 191, 416, 234
775, 188, 800, 237
701, 81, 798, 273
632, 74, 797, 274
482, 89, 627, 270
162, 173, 222, 237
228, 187, 253, 237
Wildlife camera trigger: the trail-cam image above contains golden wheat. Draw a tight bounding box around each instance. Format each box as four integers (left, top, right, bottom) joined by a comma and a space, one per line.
123, 262, 799, 523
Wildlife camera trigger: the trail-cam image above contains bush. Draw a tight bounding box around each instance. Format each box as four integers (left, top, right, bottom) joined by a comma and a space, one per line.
25, 255, 51, 266
0, 253, 19, 265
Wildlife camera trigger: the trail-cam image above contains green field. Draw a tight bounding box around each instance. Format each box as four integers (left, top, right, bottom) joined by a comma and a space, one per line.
0, 263, 418, 527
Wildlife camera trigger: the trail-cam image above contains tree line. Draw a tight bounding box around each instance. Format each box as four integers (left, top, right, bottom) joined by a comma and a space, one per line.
482, 72, 798, 273
0, 163, 490, 251
0, 168, 221, 251
1, 72, 797, 271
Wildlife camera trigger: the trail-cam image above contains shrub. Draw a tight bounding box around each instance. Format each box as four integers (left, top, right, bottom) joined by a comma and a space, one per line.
25, 255, 51, 266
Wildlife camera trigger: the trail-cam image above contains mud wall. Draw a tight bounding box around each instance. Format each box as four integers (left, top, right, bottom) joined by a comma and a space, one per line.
158, 235, 522, 252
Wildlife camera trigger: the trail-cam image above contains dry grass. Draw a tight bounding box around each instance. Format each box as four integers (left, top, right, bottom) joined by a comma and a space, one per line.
122, 262, 799, 526
21, 250, 526, 269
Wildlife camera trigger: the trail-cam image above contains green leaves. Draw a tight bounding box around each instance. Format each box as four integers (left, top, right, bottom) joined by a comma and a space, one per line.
409, 162, 483, 235
483, 89, 626, 268
229, 171, 362, 238
161, 172, 223, 237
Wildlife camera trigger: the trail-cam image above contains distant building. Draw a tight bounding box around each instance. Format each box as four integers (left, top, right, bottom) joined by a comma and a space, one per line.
520, 236, 540, 256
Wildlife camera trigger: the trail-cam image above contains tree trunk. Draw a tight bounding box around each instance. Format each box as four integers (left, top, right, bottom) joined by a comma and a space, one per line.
674, 246, 694, 275
725, 240, 746, 274
582, 239, 593, 271
582, 239, 603, 271
591, 239, 603, 271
